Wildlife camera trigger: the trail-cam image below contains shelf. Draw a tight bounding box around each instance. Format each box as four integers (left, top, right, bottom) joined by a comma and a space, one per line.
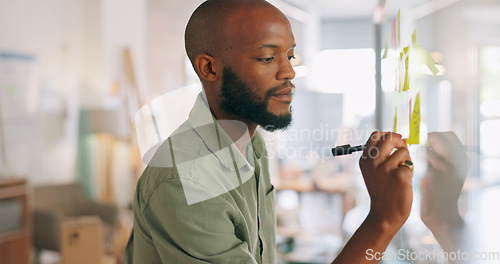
0, 177, 31, 264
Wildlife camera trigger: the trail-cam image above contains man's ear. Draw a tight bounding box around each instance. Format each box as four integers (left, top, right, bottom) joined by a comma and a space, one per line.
195, 54, 219, 82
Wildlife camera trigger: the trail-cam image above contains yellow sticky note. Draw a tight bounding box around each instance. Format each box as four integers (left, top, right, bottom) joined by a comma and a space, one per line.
403, 46, 410, 58
397, 10, 401, 47
393, 106, 398, 133
408, 93, 420, 145
399, 52, 404, 92
403, 47, 410, 91
423, 48, 439, 75
412, 29, 417, 45
382, 32, 389, 59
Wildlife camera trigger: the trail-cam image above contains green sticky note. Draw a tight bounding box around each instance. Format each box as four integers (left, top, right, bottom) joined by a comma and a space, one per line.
423, 49, 439, 75
399, 51, 404, 92
403, 51, 410, 91
403, 46, 410, 57
412, 29, 417, 45
382, 33, 389, 59
7, 85, 16, 95
408, 93, 420, 145
393, 106, 398, 133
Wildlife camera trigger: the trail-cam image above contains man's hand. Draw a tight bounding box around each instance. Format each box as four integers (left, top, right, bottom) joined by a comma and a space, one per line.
332, 131, 413, 263
421, 132, 468, 234
419, 132, 472, 263
360, 131, 414, 233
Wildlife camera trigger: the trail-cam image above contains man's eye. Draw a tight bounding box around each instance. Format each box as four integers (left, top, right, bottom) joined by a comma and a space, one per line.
257, 57, 274, 62
288, 55, 296, 61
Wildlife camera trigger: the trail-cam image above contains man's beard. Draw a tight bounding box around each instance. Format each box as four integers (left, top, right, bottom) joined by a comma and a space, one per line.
220, 67, 292, 132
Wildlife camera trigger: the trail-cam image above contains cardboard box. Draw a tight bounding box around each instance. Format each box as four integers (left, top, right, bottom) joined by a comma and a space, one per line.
60, 216, 104, 264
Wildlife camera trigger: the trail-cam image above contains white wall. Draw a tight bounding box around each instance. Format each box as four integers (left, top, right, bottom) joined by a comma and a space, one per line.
321, 19, 373, 50
0, 0, 84, 93
146, 0, 203, 98
0, 0, 147, 187
0, 0, 85, 183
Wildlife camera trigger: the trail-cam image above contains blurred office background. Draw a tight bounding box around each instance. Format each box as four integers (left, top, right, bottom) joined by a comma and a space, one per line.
0, 0, 499, 263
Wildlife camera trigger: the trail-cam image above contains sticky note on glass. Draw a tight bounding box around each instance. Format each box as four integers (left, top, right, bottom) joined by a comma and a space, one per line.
393, 106, 398, 133
382, 33, 389, 59
402, 46, 410, 91
412, 29, 417, 45
407, 93, 420, 145
423, 49, 439, 76
397, 10, 401, 47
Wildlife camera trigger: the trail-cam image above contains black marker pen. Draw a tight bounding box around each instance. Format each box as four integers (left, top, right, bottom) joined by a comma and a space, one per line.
331, 144, 365, 156
332, 144, 478, 157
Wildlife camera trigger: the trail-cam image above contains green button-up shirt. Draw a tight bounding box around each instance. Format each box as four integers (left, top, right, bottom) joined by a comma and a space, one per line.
125, 92, 276, 264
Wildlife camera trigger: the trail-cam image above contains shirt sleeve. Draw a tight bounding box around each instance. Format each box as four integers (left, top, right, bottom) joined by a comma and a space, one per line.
134, 179, 258, 264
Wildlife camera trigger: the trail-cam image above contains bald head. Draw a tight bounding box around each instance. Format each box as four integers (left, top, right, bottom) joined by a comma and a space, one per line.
184, 0, 296, 133
184, 0, 287, 74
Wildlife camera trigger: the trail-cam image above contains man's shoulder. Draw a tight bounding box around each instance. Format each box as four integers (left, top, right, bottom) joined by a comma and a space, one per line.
135, 159, 236, 209
136, 119, 233, 206
135, 120, 203, 198
147, 120, 205, 168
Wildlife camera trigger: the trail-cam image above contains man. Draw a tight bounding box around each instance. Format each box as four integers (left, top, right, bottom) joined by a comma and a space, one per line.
125, 0, 413, 263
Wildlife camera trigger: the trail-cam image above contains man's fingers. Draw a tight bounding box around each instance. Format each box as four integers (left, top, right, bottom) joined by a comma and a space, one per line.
428, 132, 453, 158
362, 131, 387, 160
426, 147, 451, 173
381, 147, 413, 174
375, 133, 406, 158
364, 131, 391, 150
363, 132, 403, 156
427, 132, 469, 175
362, 132, 406, 168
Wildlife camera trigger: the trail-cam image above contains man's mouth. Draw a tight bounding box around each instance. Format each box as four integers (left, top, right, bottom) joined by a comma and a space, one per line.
271, 84, 294, 102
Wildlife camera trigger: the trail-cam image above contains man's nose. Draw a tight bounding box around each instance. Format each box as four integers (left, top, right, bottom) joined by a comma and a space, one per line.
277, 58, 296, 80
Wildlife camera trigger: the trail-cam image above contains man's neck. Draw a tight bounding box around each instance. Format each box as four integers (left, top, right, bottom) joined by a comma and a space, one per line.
215, 116, 256, 159
204, 89, 257, 157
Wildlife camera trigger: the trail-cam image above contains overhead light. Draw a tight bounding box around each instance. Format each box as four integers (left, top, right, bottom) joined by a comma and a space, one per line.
430, 51, 444, 63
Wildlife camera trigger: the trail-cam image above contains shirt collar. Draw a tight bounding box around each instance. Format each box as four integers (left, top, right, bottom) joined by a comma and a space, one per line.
188, 92, 265, 171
